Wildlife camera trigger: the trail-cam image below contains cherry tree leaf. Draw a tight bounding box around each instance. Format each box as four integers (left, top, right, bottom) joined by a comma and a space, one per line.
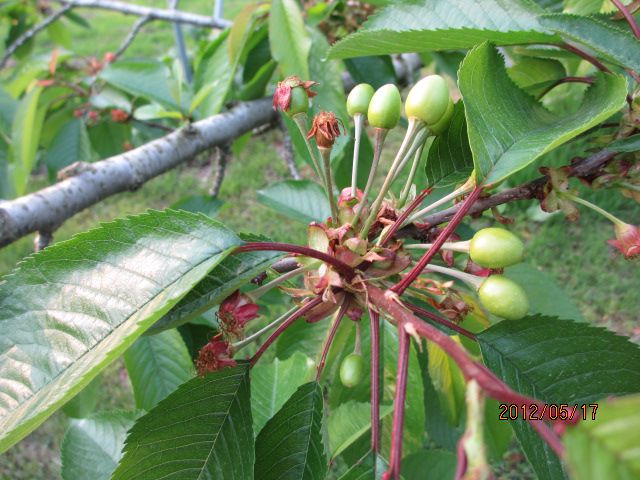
478, 315, 640, 480
257, 180, 331, 224
564, 394, 640, 480
269, 0, 310, 77
113, 364, 253, 479
0, 210, 241, 452
328, 0, 557, 59
255, 381, 327, 479
459, 43, 627, 185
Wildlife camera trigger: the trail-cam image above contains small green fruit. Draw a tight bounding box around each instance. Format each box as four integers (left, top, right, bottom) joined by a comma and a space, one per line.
478, 275, 529, 320
340, 353, 365, 388
367, 84, 402, 130
288, 86, 309, 116
405, 75, 450, 126
429, 97, 454, 135
347, 83, 375, 117
469, 228, 524, 268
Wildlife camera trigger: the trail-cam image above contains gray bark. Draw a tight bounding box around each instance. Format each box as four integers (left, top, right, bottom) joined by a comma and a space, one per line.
0, 99, 276, 248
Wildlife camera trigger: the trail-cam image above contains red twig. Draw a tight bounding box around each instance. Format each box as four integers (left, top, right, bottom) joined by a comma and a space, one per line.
237, 242, 355, 280
250, 296, 323, 366
386, 323, 411, 480
366, 284, 567, 459
380, 188, 432, 246
369, 306, 382, 454
561, 43, 612, 73
404, 302, 476, 340
392, 185, 484, 296
316, 300, 349, 380
538, 76, 594, 98
612, 0, 640, 39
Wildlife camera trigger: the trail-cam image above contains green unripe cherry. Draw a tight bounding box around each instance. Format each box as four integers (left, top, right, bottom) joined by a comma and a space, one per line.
340, 353, 365, 388
367, 84, 402, 130
347, 83, 375, 117
478, 275, 529, 320
429, 97, 454, 135
288, 86, 309, 116
405, 75, 450, 126
469, 227, 524, 268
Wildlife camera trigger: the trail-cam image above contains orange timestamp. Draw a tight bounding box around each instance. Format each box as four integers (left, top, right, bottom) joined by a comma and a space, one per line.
498, 403, 598, 421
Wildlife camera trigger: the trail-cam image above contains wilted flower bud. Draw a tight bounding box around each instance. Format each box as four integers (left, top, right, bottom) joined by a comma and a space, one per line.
608, 222, 640, 259
196, 338, 236, 375
272, 76, 317, 115
217, 290, 260, 339
307, 111, 344, 149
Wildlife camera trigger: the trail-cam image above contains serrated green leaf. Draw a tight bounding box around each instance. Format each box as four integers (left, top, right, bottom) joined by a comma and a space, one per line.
43, 118, 92, 182
564, 394, 640, 480
251, 351, 316, 434
255, 381, 327, 479
61, 375, 101, 419
170, 194, 224, 217
269, 0, 310, 77
124, 329, 194, 411
563, 0, 606, 15
609, 134, 640, 153
459, 43, 627, 185
504, 263, 584, 322
338, 453, 390, 480
540, 14, 640, 72
61, 410, 140, 480
113, 364, 253, 479
508, 57, 566, 96
0, 210, 241, 453
149, 233, 281, 334
344, 56, 396, 90
478, 316, 640, 480
424, 102, 474, 188
328, 0, 556, 59
328, 401, 394, 459
8, 85, 42, 196
100, 61, 181, 111
257, 180, 331, 224
402, 449, 457, 479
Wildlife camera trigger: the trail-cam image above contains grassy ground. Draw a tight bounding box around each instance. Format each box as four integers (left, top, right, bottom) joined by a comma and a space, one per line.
1, 2, 639, 479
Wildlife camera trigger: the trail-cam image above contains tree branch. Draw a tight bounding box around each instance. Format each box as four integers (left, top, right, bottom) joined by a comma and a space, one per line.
114, 14, 152, 60
0, 5, 73, 69
56, 0, 231, 28
0, 99, 277, 248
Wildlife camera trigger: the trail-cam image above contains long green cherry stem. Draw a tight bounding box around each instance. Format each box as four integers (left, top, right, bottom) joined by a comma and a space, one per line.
247, 267, 305, 301
405, 241, 470, 253
423, 263, 483, 289
359, 120, 426, 237
351, 113, 365, 196
405, 177, 475, 226
232, 306, 298, 352
398, 142, 427, 208
319, 147, 340, 222
351, 127, 388, 226
561, 191, 626, 226
292, 113, 323, 178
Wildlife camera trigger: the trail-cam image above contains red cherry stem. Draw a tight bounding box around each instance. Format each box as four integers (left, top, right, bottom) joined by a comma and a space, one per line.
403, 301, 476, 340
316, 300, 349, 380
612, 0, 640, 39
386, 323, 411, 480
250, 296, 324, 367
366, 284, 568, 457
237, 242, 355, 280
379, 187, 432, 246
392, 184, 484, 295
369, 306, 382, 454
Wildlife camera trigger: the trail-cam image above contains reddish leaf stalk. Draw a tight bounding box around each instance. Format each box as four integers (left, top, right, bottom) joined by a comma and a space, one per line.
380, 188, 432, 246
386, 323, 411, 480
316, 300, 350, 380
369, 306, 382, 454
404, 302, 476, 340
392, 185, 484, 295
366, 284, 568, 458
561, 43, 612, 73
612, 0, 640, 39
539, 76, 594, 98
237, 242, 355, 280
250, 296, 323, 366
